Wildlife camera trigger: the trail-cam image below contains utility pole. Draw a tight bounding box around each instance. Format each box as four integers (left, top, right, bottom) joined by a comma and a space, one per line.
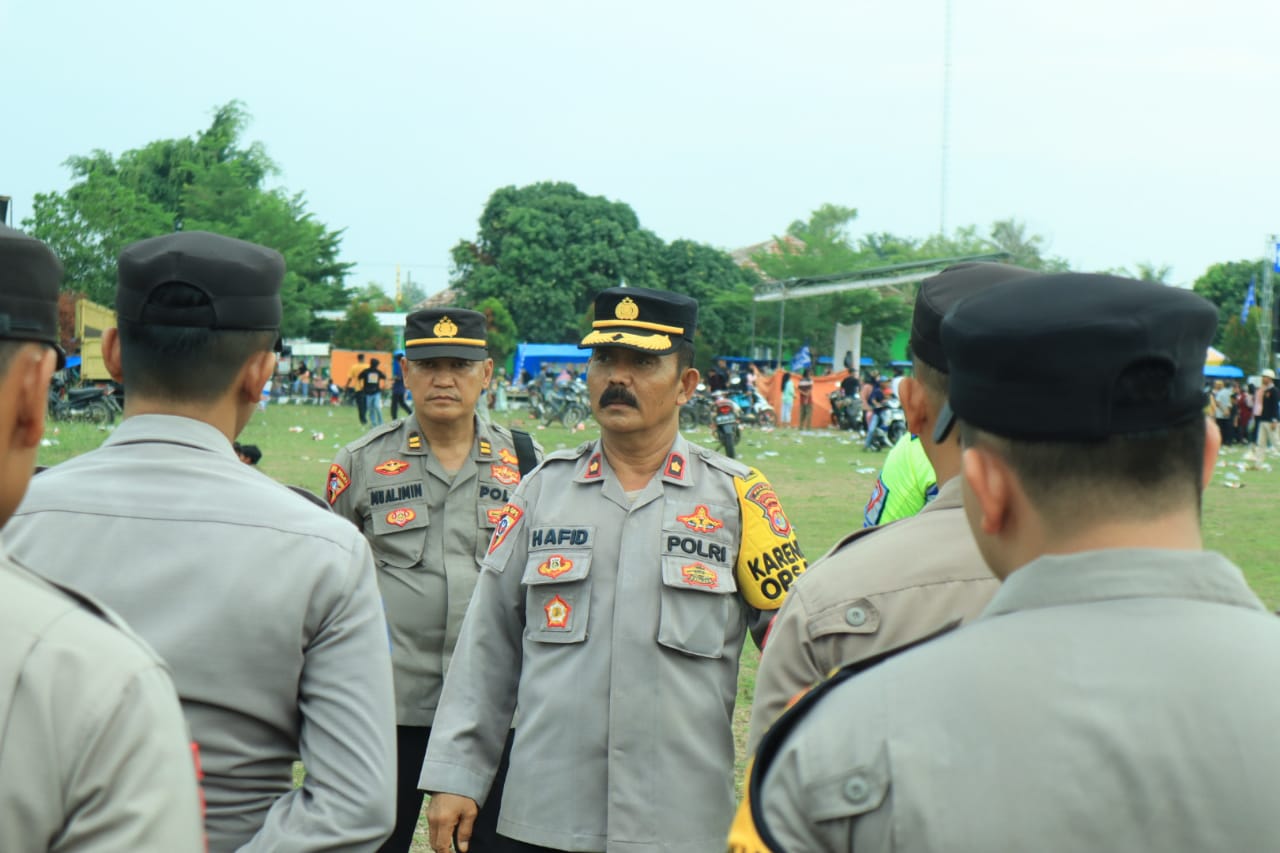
939, 0, 953, 236
395, 264, 402, 308
776, 282, 788, 370
1263, 234, 1277, 374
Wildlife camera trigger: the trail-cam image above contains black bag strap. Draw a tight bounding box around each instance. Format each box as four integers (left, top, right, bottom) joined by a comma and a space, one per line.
512, 429, 538, 477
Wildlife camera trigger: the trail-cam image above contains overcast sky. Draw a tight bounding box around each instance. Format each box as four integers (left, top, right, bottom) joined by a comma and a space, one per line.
5, 0, 1278, 296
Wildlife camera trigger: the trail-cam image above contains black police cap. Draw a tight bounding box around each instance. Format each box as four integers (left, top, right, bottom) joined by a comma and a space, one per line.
579, 286, 697, 355
404, 309, 489, 361
0, 224, 66, 367
910, 262, 1039, 373
934, 273, 1219, 443
116, 231, 284, 330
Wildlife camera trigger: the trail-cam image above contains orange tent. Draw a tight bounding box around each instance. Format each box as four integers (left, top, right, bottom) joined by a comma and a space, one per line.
757, 369, 856, 429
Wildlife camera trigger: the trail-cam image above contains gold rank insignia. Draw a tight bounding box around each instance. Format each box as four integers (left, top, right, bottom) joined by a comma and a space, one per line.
479, 439, 492, 457
584, 453, 603, 480
615, 296, 640, 320
408, 433, 422, 450
433, 315, 458, 338
663, 453, 685, 480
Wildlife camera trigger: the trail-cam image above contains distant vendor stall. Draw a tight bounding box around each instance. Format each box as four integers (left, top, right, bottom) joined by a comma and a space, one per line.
511, 343, 590, 382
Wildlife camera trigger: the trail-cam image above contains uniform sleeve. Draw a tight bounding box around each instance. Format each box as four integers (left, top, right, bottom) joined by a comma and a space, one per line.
326, 447, 359, 522
733, 467, 807, 612
241, 536, 396, 852
58, 664, 205, 853
746, 590, 822, 754
420, 490, 531, 802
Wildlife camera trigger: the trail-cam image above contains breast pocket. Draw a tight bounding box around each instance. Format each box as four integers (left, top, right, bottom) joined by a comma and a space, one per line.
522, 549, 592, 645
657, 556, 739, 659
368, 503, 430, 568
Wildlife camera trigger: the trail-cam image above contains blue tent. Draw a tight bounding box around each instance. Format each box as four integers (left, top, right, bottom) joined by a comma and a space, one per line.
1204, 365, 1245, 379
512, 343, 590, 381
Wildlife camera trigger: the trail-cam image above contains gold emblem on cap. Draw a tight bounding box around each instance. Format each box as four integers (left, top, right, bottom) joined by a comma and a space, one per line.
615, 297, 640, 321
433, 316, 458, 338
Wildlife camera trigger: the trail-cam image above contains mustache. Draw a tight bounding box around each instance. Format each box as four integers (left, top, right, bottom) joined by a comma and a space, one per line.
598, 386, 639, 408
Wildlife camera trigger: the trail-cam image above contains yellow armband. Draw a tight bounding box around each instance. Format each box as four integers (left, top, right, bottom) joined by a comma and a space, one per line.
734, 468, 807, 610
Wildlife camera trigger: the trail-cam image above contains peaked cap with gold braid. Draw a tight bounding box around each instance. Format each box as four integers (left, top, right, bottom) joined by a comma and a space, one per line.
404, 308, 489, 361
579, 286, 697, 355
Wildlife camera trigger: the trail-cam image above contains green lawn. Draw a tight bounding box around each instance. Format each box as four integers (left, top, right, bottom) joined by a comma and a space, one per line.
39, 400, 1280, 852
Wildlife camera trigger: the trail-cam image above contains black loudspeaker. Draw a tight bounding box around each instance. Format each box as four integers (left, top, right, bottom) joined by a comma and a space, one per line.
0, 196, 9, 225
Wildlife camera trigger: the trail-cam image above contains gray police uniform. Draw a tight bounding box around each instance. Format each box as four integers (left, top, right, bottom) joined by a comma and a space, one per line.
747, 475, 997, 752
420, 434, 805, 852
329, 415, 541, 724
5, 415, 397, 852
747, 551, 1280, 852
0, 549, 204, 853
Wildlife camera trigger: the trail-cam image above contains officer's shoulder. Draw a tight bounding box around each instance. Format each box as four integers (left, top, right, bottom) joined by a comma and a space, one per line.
340, 419, 404, 454
688, 441, 752, 479
540, 440, 594, 465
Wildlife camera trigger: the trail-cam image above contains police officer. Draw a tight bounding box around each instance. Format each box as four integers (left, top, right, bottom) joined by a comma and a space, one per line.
734, 272, 1280, 851
0, 224, 203, 852
6, 231, 397, 852
860, 431, 936, 528
329, 308, 543, 853
745, 263, 1031, 752
422, 286, 807, 853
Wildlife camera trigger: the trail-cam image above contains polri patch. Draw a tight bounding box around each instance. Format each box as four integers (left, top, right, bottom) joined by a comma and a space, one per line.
491, 463, 521, 486
385, 507, 417, 528
326, 463, 351, 505
744, 481, 791, 538
487, 504, 523, 555
544, 594, 572, 629
375, 459, 410, 476
677, 505, 724, 534
664, 452, 686, 480
537, 554, 574, 579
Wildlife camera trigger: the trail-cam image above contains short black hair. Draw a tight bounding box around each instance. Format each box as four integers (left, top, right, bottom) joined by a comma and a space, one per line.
959, 360, 1206, 529
117, 283, 277, 403
910, 355, 949, 406
674, 340, 695, 373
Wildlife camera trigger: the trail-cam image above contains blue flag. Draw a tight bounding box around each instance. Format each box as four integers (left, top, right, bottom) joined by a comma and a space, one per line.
1242, 275, 1257, 323
790, 344, 812, 372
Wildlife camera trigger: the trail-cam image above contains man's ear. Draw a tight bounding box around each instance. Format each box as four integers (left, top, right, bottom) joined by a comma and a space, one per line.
480, 358, 494, 388
961, 445, 1013, 536
1202, 415, 1222, 490
677, 367, 700, 405
239, 351, 277, 403
103, 327, 124, 383
898, 377, 931, 438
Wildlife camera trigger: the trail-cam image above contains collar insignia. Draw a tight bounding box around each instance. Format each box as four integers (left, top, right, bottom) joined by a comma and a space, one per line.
408, 433, 423, 450
664, 453, 686, 480
584, 453, 603, 480
479, 439, 492, 456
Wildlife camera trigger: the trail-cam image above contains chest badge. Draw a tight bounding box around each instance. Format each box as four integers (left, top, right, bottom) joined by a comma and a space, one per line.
544, 594, 572, 629
375, 459, 410, 476
584, 453, 603, 480
664, 453, 686, 480
385, 507, 417, 527
499, 447, 519, 465
681, 562, 718, 589
537, 554, 574, 579
491, 463, 521, 486
487, 504, 523, 555
677, 505, 724, 534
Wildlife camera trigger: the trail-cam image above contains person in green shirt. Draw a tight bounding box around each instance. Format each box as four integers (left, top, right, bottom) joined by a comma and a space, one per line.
862, 432, 938, 527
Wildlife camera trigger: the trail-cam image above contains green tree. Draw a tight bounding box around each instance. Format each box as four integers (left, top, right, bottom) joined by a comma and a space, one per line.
654, 239, 760, 366
1128, 262, 1173, 284
1193, 260, 1260, 345
350, 282, 397, 312
332, 302, 392, 351
1222, 308, 1263, 373
24, 101, 351, 338
474, 297, 518, 369
451, 182, 667, 342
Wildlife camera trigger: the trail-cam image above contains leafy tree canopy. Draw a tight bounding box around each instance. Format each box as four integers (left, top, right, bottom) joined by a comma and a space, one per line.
1193, 260, 1264, 347
24, 101, 351, 339
1222, 308, 1263, 374
474, 297, 518, 370
332, 302, 392, 351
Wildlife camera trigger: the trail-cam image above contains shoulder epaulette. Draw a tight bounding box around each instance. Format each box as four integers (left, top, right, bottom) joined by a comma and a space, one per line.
342, 419, 402, 452
746, 618, 961, 851
692, 442, 752, 479
542, 441, 593, 464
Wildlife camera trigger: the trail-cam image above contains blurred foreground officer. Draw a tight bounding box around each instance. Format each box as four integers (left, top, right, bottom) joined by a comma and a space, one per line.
0, 224, 203, 852
746, 263, 1031, 752
423, 287, 807, 853
330, 309, 542, 853
5, 231, 396, 852
733, 274, 1280, 852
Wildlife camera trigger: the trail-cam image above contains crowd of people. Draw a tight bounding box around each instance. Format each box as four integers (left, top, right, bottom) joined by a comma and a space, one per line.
2, 223, 1279, 853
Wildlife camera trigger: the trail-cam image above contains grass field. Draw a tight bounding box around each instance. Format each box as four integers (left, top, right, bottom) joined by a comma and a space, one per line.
36, 399, 1280, 851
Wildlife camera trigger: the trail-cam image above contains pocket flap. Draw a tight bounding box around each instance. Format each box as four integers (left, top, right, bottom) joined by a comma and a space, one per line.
661, 556, 738, 594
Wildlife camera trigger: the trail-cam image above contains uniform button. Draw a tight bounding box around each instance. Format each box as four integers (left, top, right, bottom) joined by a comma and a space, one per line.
844, 775, 870, 804
845, 606, 868, 627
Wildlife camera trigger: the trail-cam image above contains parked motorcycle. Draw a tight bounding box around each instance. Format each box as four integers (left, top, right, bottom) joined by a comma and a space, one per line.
541, 379, 590, 429
864, 398, 907, 451
48, 374, 116, 425
679, 384, 716, 430
727, 378, 777, 428
828, 390, 862, 433
712, 393, 742, 459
